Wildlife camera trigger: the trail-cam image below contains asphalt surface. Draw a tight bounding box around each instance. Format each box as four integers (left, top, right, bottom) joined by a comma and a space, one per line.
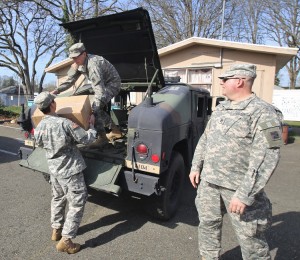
0, 123, 299, 260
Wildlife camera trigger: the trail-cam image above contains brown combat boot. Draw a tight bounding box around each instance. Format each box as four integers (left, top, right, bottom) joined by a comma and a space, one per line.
88, 131, 109, 149
106, 123, 123, 141
51, 228, 62, 241
56, 237, 81, 254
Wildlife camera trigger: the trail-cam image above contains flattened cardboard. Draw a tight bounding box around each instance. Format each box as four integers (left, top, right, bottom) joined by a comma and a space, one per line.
32, 95, 92, 130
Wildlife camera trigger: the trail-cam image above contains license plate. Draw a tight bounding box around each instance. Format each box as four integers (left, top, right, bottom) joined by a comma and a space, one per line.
25, 139, 35, 147
125, 160, 159, 174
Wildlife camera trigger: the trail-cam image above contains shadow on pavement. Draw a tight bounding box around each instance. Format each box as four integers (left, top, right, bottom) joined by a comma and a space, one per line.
221, 211, 300, 260
79, 176, 199, 249
268, 211, 300, 260
0, 135, 21, 164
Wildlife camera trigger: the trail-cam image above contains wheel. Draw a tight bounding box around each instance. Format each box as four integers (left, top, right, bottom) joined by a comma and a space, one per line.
144, 151, 185, 220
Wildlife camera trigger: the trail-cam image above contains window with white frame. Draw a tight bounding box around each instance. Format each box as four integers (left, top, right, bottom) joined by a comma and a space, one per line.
163, 68, 212, 92
163, 69, 187, 82
188, 69, 212, 84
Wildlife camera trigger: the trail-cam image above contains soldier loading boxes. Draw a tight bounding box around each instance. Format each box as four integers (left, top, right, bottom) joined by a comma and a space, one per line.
18, 8, 212, 220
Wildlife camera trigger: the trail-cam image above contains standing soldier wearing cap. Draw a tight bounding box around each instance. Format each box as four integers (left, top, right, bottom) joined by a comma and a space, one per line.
189, 64, 283, 260
53, 42, 122, 148
34, 91, 97, 254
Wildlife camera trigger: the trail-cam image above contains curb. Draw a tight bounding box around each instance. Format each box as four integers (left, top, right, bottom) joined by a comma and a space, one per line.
0, 119, 12, 124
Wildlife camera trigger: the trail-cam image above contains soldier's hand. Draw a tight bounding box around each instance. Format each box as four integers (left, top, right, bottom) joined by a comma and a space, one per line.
71, 63, 79, 70
51, 89, 58, 95
189, 171, 200, 188
229, 197, 246, 215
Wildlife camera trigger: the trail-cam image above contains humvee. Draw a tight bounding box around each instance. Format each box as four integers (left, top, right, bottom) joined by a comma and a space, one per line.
18, 8, 212, 220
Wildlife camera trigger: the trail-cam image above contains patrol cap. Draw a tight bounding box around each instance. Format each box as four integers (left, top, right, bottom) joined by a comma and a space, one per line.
69, 43, 86, 58
219, 64, 257, 79
34, 91, 56, 110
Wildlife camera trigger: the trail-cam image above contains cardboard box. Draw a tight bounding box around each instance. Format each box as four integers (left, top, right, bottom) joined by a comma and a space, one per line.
32, 95, 92, 130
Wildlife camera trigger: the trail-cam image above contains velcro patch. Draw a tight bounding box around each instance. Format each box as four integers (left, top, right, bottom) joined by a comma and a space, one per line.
258, 120, 283, 148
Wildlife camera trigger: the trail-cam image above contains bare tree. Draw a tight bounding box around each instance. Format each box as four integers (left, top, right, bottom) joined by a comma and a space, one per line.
0, 2, 65, 96
228, 0, 266, 44
130, 0, 236, 48
29, 0, 120, 23
264, 0, 300, 89
25, 0, 123, 55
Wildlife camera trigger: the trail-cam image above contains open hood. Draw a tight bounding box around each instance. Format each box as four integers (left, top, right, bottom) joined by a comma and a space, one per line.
61, 8, 165, 87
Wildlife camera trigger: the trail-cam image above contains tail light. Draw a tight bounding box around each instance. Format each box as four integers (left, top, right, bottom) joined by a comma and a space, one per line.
135, 143, 160, 163
151, 154, 160, 163
24, 132, 29, 139
136, 143, 148, 154
136, 143, 148, 160
24, 128, 34, 139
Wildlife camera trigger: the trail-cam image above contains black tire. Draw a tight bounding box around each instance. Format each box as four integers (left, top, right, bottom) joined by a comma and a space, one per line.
144, 151, 185, 220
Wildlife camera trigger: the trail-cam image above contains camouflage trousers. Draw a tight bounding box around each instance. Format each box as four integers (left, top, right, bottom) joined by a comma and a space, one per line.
195, 180, 272, 260
50, 172, 88, 239
93, 106, 113, 133
92, 82, 120, 133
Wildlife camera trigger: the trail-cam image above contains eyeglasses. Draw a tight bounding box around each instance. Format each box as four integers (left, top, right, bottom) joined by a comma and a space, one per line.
222, 77, 246, 83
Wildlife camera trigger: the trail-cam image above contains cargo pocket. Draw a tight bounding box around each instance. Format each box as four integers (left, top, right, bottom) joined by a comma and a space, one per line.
68, 173, 88, 205
258, 198, 272, 232
240, 195, 272, 236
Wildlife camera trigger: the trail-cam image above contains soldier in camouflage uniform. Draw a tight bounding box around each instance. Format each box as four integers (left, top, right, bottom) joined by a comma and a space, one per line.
53, 42, 122, 147
189, 64, 283, 260
34, 91, 97, 254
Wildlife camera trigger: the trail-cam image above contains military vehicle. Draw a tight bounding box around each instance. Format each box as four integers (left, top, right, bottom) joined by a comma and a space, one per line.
18, 8, 212, 220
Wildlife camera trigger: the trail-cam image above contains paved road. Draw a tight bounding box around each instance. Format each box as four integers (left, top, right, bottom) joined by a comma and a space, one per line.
0, 123, 299, 260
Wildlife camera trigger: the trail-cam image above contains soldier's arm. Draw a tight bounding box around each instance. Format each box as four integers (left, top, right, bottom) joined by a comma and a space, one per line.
33, 126, 44, 147
233, 110, 282, 206
65, 120, 97, 145
55, 65, 81, 94
189, 120, 209, 187
89, 57, 121, 111
88, 58, 106, 105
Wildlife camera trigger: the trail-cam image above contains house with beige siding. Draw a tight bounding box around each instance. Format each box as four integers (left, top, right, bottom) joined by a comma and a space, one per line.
158, 37, 298, 104
45, 37, 297, 105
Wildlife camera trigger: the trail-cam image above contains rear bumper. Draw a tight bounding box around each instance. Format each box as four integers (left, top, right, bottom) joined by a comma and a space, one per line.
119, 170, 160, 196
19, 146, 34, 159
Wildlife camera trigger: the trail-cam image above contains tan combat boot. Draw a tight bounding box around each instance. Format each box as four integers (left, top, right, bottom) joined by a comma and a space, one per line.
56, 237, 81, 254
51, 228, 62, 241
106, 123, 123, 141
89, 131, 109, 149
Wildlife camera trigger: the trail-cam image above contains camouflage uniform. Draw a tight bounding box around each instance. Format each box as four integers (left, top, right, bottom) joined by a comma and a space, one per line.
57, 54, 121, 132
191, 94, 283, 260
35, 114, 97, 239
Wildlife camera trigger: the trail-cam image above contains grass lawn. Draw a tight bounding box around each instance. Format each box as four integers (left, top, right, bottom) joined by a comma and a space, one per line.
285, 121, 300, 127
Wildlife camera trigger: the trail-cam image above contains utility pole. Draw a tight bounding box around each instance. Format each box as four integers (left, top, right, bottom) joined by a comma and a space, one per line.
18, 83, 21, 106
221, 0, 226, 40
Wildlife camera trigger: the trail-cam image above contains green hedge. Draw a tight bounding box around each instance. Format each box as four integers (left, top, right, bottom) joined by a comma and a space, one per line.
0, 105, 22, 118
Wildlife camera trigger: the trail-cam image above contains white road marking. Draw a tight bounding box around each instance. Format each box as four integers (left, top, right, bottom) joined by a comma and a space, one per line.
0, 149, 18, 156
0, 124, 21, 130
0, 124, 25, 155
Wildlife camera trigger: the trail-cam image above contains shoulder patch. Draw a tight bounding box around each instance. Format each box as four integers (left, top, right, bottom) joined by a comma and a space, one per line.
71, 122, 80, 129
258, 119, 283, 148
